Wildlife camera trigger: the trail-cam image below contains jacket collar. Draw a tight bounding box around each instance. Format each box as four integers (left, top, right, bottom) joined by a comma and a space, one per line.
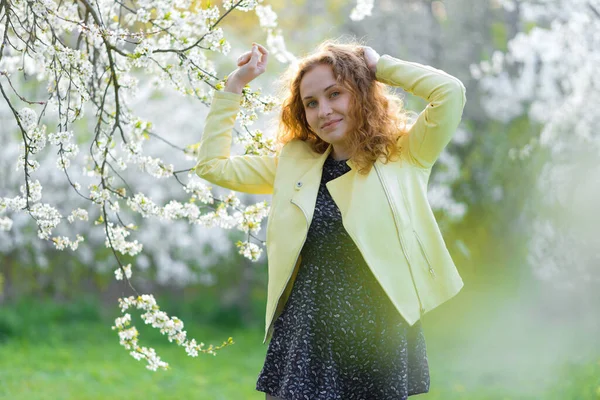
295, 143, 356, 185
301, 143, 356, 168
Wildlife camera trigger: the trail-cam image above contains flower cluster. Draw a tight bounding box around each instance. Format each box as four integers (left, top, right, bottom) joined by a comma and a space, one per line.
124, 190, 261, 232
113, 294, 234, 371
114, 263, 132, 280
0, 217, 13, 231
20, 180, 43, 203
30, 203, 62, 240
255, 4, 277, 28
105, 222, 143, 257
48, 130, 80, 170
0, 196, 27, 213
350, 0, 374, 21
235, 240, 263, 262
52, 234, 85, 251
235, 201, 270, 235
223, 0, 261, 12
15, 109, 46, 175
18, 108, 39, 132
183, 179, 214, 204
67, 208, 89, 223
234, 91, 279, 156
89, 185, 112, 205
235, 127, 278, 156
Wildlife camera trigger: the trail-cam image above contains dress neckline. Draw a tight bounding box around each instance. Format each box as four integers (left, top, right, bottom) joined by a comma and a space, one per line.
326, 154, 349, 163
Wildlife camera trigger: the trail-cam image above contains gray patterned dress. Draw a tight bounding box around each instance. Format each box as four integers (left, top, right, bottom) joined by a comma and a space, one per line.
256, 154, 430, 400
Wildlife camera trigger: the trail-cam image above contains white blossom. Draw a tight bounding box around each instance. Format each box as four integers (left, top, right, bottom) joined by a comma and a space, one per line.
30, 203, 62, 240
350, 0, 374, 21
52, 234, 84, 251
105, 222, 143, 256
127, 193, 161, 218
221, 191, 241, 209
0, 217, 13, 231
20, 179, 43, 202
113, 294, 233, 370
114, 313, 131, 329
255, 5, 278, 28
18, 108, 38, 132
235, 201, 269, 234
236, 240, 263, 261
183, 179, 214, 204
67, 208, 89, 223
114, 263, 132, 280
48, 130, 74, 146
265, 30, 296, 64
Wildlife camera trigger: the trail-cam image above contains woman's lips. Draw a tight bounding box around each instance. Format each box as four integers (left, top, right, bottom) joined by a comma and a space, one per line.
322, 119, 342, 130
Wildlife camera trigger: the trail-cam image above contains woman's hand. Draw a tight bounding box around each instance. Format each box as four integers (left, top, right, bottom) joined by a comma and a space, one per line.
224, 43, 269, 94
360, 46, 380, 79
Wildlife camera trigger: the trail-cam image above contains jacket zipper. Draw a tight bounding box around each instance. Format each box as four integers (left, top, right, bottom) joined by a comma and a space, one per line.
373, 163, 425, 315
396, 177, 435, 278
265, 198, 309, 341
414, 229, 436, 278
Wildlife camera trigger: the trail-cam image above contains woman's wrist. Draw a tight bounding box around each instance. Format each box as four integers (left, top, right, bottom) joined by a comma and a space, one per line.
224, 80, 244, 94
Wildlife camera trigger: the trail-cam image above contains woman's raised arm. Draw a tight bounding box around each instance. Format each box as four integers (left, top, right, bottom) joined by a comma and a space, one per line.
373, 53, 467, 169
195, 43, 278, 194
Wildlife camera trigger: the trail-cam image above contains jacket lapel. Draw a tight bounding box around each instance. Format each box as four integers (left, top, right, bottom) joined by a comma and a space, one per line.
289, 143, 333, 226
289, 143, 361, 225
325, 166, 357, 218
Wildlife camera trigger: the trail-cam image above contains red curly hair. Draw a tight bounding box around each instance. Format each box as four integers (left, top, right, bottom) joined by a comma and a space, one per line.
275, 38, 414, 175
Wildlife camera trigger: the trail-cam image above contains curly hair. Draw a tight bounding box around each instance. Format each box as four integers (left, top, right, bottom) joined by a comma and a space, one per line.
274, 38, 415, 175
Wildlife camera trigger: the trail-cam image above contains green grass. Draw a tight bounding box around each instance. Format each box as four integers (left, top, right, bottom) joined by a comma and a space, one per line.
1, 289, 599, 400
0, 323, 268, 400
1, 319, 599, 400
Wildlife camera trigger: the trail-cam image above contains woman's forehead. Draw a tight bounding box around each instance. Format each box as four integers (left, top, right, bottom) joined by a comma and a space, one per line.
300, 64, 337, 98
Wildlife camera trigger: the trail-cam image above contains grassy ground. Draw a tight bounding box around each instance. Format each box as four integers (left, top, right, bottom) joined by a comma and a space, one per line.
1, 321, 598, 400
1, 287, 599, 400
0, 322, 267, 400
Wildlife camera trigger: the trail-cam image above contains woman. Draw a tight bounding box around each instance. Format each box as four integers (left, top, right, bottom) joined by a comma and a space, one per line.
195, 39, 466, 399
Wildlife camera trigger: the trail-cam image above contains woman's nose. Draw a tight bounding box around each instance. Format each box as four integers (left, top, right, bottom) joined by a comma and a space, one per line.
318, 102, 332, 118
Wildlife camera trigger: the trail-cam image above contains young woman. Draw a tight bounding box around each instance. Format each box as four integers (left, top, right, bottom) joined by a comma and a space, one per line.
195, 39, 466, 399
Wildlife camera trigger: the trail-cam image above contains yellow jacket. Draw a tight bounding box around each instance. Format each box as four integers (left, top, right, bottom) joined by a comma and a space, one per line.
196, 54, 467, 344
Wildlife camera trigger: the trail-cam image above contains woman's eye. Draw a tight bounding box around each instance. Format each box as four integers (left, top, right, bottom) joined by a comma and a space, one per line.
306, 92, 339, 108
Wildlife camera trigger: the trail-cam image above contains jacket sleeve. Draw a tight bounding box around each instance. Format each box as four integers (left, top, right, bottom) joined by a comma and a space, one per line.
194, 90, 278, 195
375, 54, 467, 169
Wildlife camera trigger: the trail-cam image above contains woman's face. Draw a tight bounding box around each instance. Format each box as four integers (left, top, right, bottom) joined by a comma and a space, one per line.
299, 64, 353, 147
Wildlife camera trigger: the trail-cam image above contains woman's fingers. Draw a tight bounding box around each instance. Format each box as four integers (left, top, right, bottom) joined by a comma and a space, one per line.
250, 43, 268, 71
237, 51, 252, 66
253, 42, 268, 55
237, 43, 268, 66
230, 43, 269, 87
251, 44, 260, 64
256, 45, 268, 69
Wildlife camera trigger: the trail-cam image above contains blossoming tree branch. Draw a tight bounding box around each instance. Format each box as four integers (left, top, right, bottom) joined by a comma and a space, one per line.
0, 0, 293, 371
